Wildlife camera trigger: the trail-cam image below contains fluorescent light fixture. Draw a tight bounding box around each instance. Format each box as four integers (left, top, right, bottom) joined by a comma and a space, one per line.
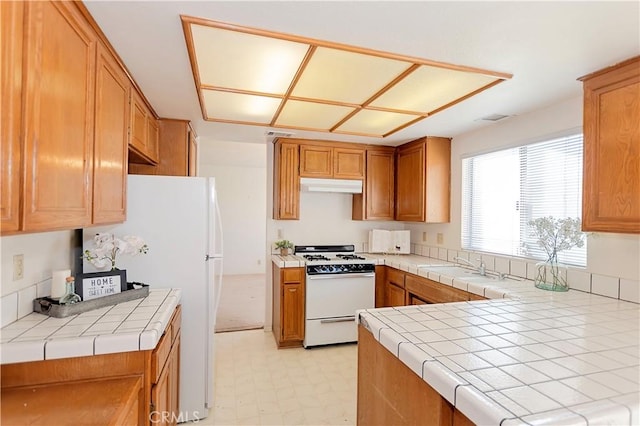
183, 17, 512, 138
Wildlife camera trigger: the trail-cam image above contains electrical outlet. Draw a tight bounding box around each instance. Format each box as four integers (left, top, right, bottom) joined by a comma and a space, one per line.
257, 259, 262, 265
422, 232, 427, 242
437, 233, 444, 244
13, 254, 24, 281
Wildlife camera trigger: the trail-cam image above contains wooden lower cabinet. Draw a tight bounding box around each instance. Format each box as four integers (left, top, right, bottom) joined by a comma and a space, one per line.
405, 273, 469, 304
358, 324, 474, 425
272, 265, 305, 348
384, 268, 406, 307
0, 305, 181, 426
381, 266, 486, 307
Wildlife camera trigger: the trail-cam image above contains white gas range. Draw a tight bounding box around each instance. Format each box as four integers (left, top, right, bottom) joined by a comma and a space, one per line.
295, 245, 375, 348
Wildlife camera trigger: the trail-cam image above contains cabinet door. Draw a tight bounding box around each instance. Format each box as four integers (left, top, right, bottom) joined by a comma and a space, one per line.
385, 282, 405, 307
273, 141, 300, 220
93, 43, 128, 224
151, 363, 171, 426
1, 1, 23, 233
334, 147, 365, 179
367, 149, 395, 220
282, 283, 304, 341
582, 58, 640, 233
395, 141, 425, 221
424, 137, 451, 223
188, 127, 198, 177
147, 117, 160, 163
300, 144, 333, 178
22, 1, 95, 231
129, 90, 147, 156
169, 334, 181, 425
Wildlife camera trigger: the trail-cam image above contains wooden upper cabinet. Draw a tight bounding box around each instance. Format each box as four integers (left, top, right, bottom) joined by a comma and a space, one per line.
333, 147, 365, 179
353, 147, 395, 220
395, 137, 451, 223
273, 140, 300, 220
147, 117, 160, 163
580, 56, 640, 233
128, 90, 159, 165
129, 91, 147, 155
1, 1, 24, 234
300, 144, 333, 178
93, 42, 129, 224
129, 119, 198, 177
396, 141, 425, 221
299, 142, 365, 179
22, 1, 96, 231
188, 126, 198, 176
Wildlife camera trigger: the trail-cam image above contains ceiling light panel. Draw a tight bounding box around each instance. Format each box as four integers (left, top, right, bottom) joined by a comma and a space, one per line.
291, 47, 411, 104
202, 90, 281, 123
370, 65, 500, 113
276, 100, 355, 130
191, 24, 309, 95
336, 109, 421, 136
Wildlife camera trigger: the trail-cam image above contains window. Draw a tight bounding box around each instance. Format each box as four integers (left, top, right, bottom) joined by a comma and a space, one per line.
462, 133, 586, 266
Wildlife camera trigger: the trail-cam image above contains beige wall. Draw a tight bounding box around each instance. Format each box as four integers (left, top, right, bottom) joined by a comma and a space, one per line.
405, 96, 640, 282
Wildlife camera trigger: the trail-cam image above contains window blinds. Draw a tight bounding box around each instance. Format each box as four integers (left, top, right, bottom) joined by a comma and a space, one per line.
462, 134, 586, 266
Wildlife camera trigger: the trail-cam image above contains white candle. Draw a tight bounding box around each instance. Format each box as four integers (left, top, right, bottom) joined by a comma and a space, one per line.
51, 269, 70, 299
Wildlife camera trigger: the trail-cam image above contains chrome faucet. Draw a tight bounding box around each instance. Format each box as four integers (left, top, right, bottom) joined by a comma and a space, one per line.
454, 257, 486, 276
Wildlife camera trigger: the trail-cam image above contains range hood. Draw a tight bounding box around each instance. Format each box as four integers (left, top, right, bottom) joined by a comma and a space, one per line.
300, 178, 363, 194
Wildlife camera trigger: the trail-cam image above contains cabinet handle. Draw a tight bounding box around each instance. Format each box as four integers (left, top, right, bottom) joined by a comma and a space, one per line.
320, 316, 355, 324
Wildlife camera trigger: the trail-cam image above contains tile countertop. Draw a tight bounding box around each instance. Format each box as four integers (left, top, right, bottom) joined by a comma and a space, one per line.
271, 254, 640, 424
0, 288, 181, 365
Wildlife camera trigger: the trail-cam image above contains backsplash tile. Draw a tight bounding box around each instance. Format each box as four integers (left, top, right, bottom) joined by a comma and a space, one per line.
17, 286, 37, 319
568, 269, 591, 293
1, 293, 18, 328
510, 260, 527, 278
619, 279, 640, 303
591, 274, 620, 299
494, 257, 510, 274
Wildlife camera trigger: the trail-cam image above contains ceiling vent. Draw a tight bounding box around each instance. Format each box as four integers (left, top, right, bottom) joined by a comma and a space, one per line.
478, 113, 511, 122
265, 131, 294, 138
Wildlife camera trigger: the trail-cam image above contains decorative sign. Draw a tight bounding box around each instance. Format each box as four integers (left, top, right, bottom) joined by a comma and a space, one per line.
77, 270, 127, 301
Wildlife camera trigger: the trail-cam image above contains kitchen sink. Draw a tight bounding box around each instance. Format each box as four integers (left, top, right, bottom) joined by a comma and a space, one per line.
417, 265, 479, 277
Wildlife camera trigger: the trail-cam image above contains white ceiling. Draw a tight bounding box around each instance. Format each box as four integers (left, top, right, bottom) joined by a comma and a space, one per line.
84, 1, 639, 147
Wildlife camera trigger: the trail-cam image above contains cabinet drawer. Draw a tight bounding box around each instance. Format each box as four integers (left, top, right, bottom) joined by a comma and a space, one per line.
283, 268, 303, 283
151, 324, 172, 383
406, 274, 467, 303
386, 268, 405, 288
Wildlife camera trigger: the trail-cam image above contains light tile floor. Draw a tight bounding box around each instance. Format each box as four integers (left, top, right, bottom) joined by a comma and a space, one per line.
197, 329, 357, 425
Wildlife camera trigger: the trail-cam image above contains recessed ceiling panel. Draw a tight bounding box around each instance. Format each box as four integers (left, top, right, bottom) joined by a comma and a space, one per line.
202, 90, 281, 123
336, 109, 421, 136
291, 47, 411, 104
191, 24, 309, 95
370, 65, 500, 113
276, 100, 355, 130
183, 17, 511, 138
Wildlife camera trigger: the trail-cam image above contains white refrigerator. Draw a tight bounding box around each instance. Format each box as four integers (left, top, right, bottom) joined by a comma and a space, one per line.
83, 175, 223, 422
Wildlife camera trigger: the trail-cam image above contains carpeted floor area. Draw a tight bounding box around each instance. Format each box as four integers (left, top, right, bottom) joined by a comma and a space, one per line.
215, 274, 266, 333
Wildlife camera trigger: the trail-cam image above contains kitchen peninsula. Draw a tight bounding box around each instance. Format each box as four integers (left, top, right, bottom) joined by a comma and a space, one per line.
0, 289, 182, 425
273, 252, 639, 425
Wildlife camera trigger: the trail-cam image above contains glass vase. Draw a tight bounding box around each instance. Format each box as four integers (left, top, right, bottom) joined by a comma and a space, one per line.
534, 256, 568, 292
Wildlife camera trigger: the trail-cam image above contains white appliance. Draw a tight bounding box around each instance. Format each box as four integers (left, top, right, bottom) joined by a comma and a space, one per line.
296, 245, 375, 348
82, 175, 223, 422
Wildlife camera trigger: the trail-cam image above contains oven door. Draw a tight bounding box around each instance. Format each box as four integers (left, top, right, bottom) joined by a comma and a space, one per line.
304, 272, 375, 347
306, 272, 375, 319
